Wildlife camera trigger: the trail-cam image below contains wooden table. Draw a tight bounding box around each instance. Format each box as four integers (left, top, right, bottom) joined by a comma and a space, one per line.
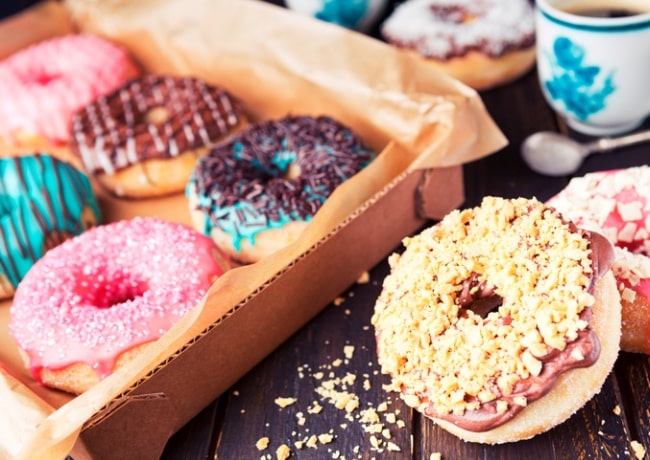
159, 10, 650, 460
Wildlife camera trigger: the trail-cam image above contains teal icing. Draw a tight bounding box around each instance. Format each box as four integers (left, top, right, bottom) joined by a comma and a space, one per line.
272, 149, 298, 172
315, 0, 370, 29
0, 154, 101, 291
194, 191, 313, 251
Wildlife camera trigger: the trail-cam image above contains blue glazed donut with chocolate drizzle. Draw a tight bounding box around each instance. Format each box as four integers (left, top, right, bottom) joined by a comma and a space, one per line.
0, 154, 101, 298
186, 115, 375, 263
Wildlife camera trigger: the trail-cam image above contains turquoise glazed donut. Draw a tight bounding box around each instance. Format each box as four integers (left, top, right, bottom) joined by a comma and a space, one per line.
186, 115, 375, 263
0, 154, 101, 298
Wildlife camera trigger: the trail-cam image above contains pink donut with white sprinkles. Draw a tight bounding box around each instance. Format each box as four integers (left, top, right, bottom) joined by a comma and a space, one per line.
0, 34, 139, 145
9, 217, 230, 394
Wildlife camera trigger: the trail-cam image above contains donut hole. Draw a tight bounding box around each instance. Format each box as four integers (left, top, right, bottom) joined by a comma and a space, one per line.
270, 150, 301, 180
458, 273, 503, 318
465, 295, 504, 319
89, 272, 149, 309
144, 106, 170, 125
32, 72, 61, 86
430, 5, 476, 24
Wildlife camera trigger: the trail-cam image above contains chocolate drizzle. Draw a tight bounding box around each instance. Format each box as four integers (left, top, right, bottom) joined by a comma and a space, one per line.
0, 154, 101, 294
70, 74, 245, 175
188, 115, 375, 249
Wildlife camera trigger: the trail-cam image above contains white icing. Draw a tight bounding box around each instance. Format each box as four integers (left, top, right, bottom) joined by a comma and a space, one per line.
381, 0, 535, 59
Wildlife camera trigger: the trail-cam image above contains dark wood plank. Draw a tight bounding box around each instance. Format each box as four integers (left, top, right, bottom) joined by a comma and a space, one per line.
213, 259, 416, 459
614, 353, 650, 456
160, 399, 223, 459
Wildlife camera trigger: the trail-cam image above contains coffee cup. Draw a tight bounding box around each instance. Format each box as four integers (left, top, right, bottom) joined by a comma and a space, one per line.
535, 0, 650, 135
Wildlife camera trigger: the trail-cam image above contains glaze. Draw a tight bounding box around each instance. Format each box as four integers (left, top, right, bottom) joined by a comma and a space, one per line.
9, 217, 228, 391
71, 74, 245, 176
0, 154, 100, 298
0, 34, 138, 144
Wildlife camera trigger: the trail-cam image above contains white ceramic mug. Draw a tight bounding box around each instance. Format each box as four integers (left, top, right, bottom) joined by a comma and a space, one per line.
535, 0, 650, 135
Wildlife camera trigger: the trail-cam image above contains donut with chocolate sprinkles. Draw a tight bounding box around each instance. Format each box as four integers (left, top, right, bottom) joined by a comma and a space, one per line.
186, 115, 375, 263
70, 74, 248, 198
371, 196, 621, 444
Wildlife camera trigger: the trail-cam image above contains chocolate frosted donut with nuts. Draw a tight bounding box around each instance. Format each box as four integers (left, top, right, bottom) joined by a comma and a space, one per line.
381, 0, 536, 90
371, 196, 621, 444
186, 115, 375, 264
70, 74, 248, 198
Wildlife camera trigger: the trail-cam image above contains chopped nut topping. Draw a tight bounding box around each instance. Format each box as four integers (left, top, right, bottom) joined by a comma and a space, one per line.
372, 197, 596, 419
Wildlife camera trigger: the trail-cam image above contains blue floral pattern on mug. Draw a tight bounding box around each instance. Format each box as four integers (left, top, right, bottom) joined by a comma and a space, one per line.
315, 0, 370, 29
544, 37, 616, 120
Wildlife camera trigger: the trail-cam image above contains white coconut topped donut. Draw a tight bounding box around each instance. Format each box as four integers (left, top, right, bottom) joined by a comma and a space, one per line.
381, 0, 536, 90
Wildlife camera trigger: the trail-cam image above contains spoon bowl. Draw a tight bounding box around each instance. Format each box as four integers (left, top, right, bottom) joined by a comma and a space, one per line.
521, 129, 650, 177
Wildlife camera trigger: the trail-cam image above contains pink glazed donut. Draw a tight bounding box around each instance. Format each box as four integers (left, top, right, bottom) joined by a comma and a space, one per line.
9, 217, 230, 394
547, 165, 650, 354
0, 34, 139, 145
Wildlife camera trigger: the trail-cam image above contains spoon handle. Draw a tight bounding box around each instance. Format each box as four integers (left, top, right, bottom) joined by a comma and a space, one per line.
586, 129, 650, 153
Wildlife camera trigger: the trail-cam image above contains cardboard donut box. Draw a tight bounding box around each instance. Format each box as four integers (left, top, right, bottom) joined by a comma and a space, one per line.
0, 1, 506, 458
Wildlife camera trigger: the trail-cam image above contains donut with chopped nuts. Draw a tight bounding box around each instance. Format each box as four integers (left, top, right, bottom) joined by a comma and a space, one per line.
381, 0, 536, 90
186, 115, 375, 264
547, 166, 650, 354
371, 196, 621, 444
70, 74, 248, 198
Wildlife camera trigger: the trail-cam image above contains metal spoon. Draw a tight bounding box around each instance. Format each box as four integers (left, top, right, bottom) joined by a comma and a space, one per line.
521, 129, 650, 176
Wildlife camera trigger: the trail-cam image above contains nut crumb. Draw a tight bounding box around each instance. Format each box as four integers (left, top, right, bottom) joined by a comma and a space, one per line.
612, 404, 621, 416
357, 271, 370, 284
631, 440, 646, 459
430, 453, 442, 460
275, 397, 298, 408
276, 444, 291, 460
256, 437, 270, 451
318, 433, 335, 444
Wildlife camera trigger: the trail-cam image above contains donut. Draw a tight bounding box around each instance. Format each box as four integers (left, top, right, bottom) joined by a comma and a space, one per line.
0, 153, 101, 300
9, 217, 230, 394
0, 34, 139, 146
70, 74, 248, 199
380, 0, 536, 90
371, 196, 621, 444
547, 165, 650, 354
186, 115, 376, 264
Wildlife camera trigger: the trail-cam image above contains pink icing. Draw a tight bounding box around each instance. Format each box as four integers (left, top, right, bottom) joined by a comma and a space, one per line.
0, 34, 138, 143
9, 217, 228, 382
547, 166, 650, 256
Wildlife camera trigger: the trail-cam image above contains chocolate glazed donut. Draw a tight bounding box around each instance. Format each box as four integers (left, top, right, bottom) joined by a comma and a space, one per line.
70, 74, 248, 198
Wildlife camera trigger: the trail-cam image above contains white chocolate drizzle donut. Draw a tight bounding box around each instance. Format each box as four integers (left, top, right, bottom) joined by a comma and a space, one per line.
70, 74, 247, 197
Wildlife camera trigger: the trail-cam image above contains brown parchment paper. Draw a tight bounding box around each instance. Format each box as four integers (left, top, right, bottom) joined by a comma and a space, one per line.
0, 0, 507, 458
